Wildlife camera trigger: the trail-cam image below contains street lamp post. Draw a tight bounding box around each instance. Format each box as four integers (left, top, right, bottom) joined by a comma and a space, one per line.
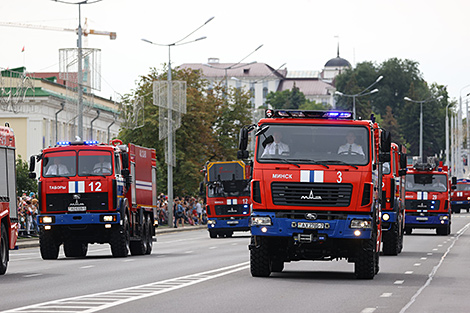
404, 95, 443, 163
335, 76, 383, 119
446, 102, 452, 167
142, 16, 214, 227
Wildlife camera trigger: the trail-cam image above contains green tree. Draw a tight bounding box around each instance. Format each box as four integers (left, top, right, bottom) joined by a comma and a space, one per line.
119, 66, 251, 196
266, 84, 306, 109
380, 106, 405, 146
16, 156, 37, 197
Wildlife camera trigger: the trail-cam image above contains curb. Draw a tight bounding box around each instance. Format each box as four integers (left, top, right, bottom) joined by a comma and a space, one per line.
14, 225, 207, 250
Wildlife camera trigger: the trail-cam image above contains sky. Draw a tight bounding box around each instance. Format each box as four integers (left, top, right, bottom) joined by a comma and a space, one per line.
1, 0, 470, 105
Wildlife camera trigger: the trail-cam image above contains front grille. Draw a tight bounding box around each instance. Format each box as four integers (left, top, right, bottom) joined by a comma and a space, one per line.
45, 192, 109, 212
405, 200, 440, 210
272, 182, 352, 207
214, 205, 248, 216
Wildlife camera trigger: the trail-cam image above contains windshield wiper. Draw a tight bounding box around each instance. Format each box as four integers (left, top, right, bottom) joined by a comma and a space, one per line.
323, 160, 359, 169
262, 158, 300, 168
289, 159, 330, 169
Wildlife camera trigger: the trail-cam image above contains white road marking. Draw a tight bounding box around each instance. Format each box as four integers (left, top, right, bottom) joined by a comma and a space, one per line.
432, 248, 438, 251
23, 273, 42, 278
80, 265, 95, 269
185, 251, 193, 254
399, 222, 470, 313
394, 280, 405, 285
209, 246, 217, 249
380, 293, 393, 297
420, 257, 427, 260
427, 253, 433, 256
3, 262, 249, 313
361, 308, 376, 313
413, 263, 421, 267
404, 271, 413, 275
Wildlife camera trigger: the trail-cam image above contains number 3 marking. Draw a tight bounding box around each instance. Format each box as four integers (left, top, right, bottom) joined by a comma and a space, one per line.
337, 171, 343, 183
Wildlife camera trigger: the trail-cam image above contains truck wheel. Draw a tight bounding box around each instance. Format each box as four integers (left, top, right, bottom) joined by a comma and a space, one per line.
111, 214, 130, 257
354, 236, 377, 279
130, 216, 148, 256
64, 241, 88, 257
271, 260, 284, 273
383, 223, 399, 255
250, 236, 271, 277
209, 230, 217, 238
39, 229, 60, 260
0, 225, 8, 275
145, 215, 153, 255
398, 228, 404, 253
437, 224, 451, 236
226, 231, 233, 238
405, 227, 412, 235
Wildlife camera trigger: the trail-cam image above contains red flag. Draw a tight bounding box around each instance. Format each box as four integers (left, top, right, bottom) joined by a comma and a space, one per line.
21, 46, 25, 52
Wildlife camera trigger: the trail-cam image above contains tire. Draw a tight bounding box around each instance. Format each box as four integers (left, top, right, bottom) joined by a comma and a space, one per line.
226, 231, 233, 238
405, 227, 412, 235
271, 260, 284, 273
0, 225, 8, 275
145, 215, 153, 255
39, 229, 60, 260
64, 241, 88, 258
354, 236, 377, 279
110, 214, 130, 257
209, 230, 217, 239
130, 215, 148, 256
437, 224, 451, 236
383, 223, 400, 255
250, 236, 271, 277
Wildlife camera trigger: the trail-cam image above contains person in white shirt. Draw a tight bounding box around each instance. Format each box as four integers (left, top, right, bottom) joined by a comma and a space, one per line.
93, 156, 112, 174
262, 131, 290, 157
46, 158, 70, 175
338, 131, 365, 156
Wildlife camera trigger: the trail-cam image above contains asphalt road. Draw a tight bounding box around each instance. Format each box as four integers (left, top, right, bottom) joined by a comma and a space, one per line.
2, 215, 470, 313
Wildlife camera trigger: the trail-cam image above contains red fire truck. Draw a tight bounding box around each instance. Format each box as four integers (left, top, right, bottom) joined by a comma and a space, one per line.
238, 110, 390, 279
381, 143, 407, 255
404, 161, 452, 235
450, 179, 470, 213
0, 124, 19, 274
202, 161, 251, 238
29, 139, 157, 259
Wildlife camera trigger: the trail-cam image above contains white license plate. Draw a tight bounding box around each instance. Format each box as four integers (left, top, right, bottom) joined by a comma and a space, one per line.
227, 221, 239, 225
416, 217, 428, 221
68, 206, 86, 212
297, 222, 325, 229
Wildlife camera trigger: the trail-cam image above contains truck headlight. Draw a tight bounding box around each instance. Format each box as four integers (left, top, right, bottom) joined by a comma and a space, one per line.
207, 220, 216, 225
251, 216, 272, 226
40, 216, 54, 224
350, 219, 372, 229
382, 213, 390, 221
439, 215, 449, 220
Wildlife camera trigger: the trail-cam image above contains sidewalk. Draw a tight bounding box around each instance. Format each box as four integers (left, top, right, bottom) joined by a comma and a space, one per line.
15, 224, 207, 250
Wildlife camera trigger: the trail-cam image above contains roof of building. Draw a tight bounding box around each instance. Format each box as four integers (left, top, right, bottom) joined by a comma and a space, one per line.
286, 70, 320, 78
180, 62, 286, 80
278, 79, 334, 96
324, 57, 351, 68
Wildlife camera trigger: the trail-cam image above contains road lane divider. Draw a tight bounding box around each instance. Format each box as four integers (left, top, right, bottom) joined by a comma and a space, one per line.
2, 262, 249, 313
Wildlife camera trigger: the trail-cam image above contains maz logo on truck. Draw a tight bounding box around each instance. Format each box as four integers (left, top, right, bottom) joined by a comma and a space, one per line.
301, 190, 322, 200
140, 150, 147, 158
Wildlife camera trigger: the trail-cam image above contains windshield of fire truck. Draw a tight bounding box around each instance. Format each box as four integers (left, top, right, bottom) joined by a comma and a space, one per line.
405, 174, 447, 192
207, 181, 250, 198
456, 183, 470, 191
43, 151, 76, 177
256, 124, 370, 166
78, 150, 113, 176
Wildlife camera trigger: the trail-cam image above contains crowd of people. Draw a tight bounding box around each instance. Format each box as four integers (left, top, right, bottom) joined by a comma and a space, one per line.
155, 193, 207, 228
17, 192, 39, 237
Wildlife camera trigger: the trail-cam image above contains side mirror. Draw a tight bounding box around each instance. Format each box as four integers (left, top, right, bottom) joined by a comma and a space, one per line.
398, 168, 407, 176
452, 176, 457, 185
29, 155, 36, 172
121, 168, 130, 177
452, 185, 457, 190
29, 172, 37, 179
238, 127, 249, 151
379, 131, 391, 162
237, 150, 249, 160
121, 153, 129, 170
199, 182, 205, 196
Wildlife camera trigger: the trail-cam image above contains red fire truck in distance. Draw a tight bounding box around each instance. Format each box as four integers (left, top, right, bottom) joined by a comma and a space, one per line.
381, 143, 407, 255
0, 124, 19, 275
202, 161, 251, 238
29, 139, 157, 259
404, 161, 453, 235
450, 179, 470, 213
238, 109, 391, 279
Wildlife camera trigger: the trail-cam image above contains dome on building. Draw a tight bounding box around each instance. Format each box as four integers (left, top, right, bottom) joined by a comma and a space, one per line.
325, 56, 351, 68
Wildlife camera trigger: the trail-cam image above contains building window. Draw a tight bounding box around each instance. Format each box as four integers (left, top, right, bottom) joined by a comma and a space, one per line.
263, 87, 268, 99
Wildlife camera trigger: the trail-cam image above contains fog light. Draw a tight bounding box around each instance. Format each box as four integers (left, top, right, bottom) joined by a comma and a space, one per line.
103, 215, 114, 222
261, 227, 268, 233
441, 220, 445, 224
439, 215, 449, 220
44, 225, 52, 230
208, 220, 216, 226
251, 216, 272, 226
105, 224, 112, 228
382, 213, 390, 221
350, 219, 372, 229
354, 230, 361, 236
41, 216, 54, 224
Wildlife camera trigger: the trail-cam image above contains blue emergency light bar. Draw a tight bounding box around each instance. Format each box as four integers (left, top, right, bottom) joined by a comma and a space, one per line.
265, 109, 353, 119
56, 140, 99, 147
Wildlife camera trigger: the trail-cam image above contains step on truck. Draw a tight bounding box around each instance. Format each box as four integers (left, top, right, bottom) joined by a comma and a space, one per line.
29, 139, 157, 259
201, 161, 251, 238
381, 143, 407, 255
238, 110, 391, 279
0, 124, 19, 274
450, 178, 470, 213
404, 161, 454, 236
